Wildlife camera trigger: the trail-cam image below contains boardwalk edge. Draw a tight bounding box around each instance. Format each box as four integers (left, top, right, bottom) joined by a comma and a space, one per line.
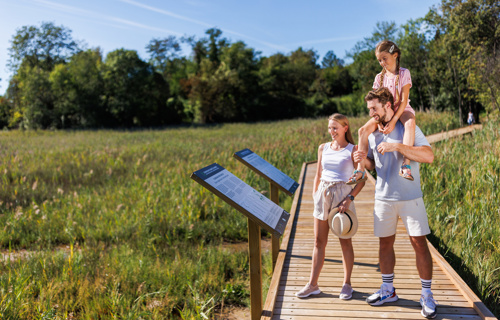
261, 161, 311, 320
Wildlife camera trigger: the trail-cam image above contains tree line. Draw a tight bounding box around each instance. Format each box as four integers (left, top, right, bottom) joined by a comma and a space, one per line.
0, 0, 497, 129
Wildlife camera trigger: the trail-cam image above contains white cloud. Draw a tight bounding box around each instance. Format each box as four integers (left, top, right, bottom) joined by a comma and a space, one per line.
31, 0, 182, 36
117, 0, 288, 51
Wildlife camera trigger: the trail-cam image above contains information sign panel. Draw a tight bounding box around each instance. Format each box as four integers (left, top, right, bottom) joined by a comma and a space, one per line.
191, 163, 290, 235
233, 148, 299, 196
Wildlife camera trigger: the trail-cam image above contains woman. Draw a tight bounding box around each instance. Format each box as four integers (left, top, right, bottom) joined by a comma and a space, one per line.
296, 113, 365, 300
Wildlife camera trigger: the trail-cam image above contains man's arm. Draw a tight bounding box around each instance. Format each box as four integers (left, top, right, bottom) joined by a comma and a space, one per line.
377, 143, 434, 163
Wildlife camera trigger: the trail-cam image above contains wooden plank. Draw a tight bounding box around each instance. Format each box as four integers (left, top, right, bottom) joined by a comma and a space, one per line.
276, 294, 471, 305
426, 124, 482, 144
272, 314, 482, 320
273, 308, 482, 319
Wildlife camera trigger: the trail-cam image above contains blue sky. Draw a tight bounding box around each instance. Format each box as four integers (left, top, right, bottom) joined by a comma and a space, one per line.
0, 0, 439, 94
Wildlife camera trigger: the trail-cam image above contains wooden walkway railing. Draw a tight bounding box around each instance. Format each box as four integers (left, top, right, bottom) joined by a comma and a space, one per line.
261, 125, 496, 320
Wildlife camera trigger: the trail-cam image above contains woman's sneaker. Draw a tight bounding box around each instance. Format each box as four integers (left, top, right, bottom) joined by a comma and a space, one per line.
420, 293, 437, 318
339, 283, 353, 300
295, 283, 321, 298
366, 284, 398, 305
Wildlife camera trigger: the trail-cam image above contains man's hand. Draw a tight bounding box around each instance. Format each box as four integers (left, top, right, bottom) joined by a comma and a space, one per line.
377, 142, 398, 155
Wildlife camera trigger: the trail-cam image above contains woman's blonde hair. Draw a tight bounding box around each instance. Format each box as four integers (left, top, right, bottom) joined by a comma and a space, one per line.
328, 113, 355, 145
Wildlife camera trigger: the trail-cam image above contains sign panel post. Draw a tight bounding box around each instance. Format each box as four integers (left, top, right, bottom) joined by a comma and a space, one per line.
233, 149, 300, 270
191, 163, 290, 320
248, 219, 262, 320
270, 184, 280, 270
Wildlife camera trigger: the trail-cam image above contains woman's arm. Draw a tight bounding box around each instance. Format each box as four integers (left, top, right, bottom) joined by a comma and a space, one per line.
338, 146, 366, 213
313, 144, 324, 197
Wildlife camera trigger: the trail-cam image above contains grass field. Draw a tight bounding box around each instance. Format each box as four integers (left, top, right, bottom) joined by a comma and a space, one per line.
0, 111, 480, 319
421, 119, 500, 317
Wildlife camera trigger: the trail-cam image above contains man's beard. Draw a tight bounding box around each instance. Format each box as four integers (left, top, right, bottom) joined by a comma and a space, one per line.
374, 112, 388, 125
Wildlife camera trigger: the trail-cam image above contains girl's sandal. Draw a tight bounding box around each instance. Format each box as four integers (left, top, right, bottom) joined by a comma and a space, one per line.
399, 164, 414, 181
346, 170, 368, 185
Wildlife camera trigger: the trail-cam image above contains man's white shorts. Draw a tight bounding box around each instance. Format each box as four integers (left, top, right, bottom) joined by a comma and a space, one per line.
373, 198, 430, 237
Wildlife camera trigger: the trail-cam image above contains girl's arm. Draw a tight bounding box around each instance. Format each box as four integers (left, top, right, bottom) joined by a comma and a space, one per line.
381, 83, 411, 134
313, 144, 324, 197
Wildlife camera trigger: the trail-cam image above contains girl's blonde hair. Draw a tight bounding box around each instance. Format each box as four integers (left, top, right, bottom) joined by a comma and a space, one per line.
376, 40, 402, 106
328, 113, 355, 145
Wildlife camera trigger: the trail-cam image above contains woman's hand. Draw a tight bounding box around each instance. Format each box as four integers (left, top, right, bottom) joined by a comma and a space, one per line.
338, 197, 351, 213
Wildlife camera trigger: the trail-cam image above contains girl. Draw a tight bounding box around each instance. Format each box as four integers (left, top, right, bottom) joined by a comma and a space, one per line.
347, 40, 416, 185
296, 113, 365, 300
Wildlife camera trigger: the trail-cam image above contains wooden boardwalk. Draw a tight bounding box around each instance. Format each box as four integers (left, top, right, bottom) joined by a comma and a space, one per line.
262, 125, 495, 320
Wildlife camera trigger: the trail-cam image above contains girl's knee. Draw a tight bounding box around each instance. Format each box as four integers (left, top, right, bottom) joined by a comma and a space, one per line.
359, 124, 373, 137
358, 126, 366, 137
405, 118, 416, 130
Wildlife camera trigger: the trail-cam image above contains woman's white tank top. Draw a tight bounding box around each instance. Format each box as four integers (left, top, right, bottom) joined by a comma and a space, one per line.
321, 142, 355, 182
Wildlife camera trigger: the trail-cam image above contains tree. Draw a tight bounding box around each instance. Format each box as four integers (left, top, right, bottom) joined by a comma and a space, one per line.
102, 49, 172, 127
8, 21, 79, 72
423, 0, 499, 121
146, 36, 181, 71
348, 21, 399, 95
257, 48, 318, 120
321, 51, 344, 68
398, 19, 434, 111
5, 22, 81, 128
13, 63, 54, 129
50, 49, 105, 128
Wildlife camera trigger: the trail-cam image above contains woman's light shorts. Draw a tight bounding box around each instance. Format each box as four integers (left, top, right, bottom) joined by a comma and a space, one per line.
313, 180, 355, 221
373, 198, 430, 237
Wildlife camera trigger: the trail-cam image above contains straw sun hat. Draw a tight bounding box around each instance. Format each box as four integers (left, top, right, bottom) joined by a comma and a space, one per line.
328, 207, 358, 239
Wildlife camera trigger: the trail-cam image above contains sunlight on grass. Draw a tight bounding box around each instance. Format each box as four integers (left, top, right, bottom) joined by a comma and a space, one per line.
0, 112, 476, 318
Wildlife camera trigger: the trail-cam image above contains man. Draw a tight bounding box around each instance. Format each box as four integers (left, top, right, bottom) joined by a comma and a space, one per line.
353, 87, 437, 319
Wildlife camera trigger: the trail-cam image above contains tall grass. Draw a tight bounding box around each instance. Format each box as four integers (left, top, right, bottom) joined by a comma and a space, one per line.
421, 119, 500, 317
0, 112, 460, 318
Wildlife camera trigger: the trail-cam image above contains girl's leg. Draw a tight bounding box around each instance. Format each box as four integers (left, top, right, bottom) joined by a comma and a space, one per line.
339, 238, 354, 285
399, 111, 416, 180
347, 118, 378, 185
308, 218, 330, 286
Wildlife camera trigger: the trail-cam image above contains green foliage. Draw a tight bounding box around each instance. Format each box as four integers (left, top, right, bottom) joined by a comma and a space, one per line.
7, 21, 78, 72
102, 49, 171, 127
257, 48, 318, 120
50, 49, 105, 128
1, 1, 498, 129
421, 119, 500, 317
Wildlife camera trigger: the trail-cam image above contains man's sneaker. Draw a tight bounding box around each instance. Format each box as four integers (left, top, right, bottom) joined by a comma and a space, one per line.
339, 283, 353, 300
295, 283, 321, 298
366, 284, 398, 305
420, 293, 437, 318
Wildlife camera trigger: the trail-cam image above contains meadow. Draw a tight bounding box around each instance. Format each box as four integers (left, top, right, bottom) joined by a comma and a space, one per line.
421, 119, 500, 317
0, 111, 485, 319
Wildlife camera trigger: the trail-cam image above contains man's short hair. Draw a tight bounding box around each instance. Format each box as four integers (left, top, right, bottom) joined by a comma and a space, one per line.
365, 87, 394, 110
